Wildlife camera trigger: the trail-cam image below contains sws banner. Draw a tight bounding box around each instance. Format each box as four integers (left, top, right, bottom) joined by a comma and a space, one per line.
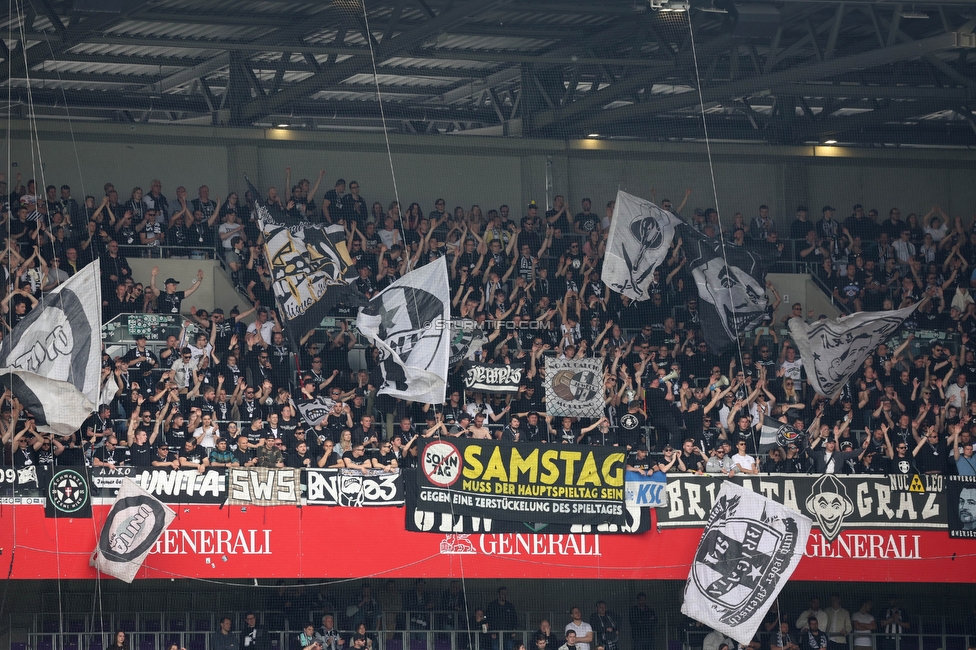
660, 474, 946, 541
462, 361, 524, 393
226, 468, 300, 506
306, 468, 404, 506
92, 467, 226, 504
416, 439, 627, 525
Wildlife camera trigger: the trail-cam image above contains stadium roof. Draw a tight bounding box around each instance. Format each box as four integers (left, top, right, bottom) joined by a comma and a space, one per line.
3, 0, 976, 147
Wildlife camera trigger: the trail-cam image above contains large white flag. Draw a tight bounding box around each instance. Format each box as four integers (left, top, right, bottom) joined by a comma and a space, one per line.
0, 259, 103, 433
0, 371, 94, 436
604, 190, 677, 301
356, 257, 450, 404
682, 482, 812, 647
788, 305, 918, 399
92, 479, 176, 583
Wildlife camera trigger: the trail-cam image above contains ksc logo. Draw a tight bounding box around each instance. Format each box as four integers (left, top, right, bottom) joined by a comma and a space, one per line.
422, 441, 461, 487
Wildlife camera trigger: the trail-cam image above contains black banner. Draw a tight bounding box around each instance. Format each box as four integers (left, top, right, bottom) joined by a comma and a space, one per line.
404, 466, 648, 533
947, 475, 976, 538
305, 468, 404, 506
660, 475, 946, 540
91, 466, 226, 504
462, 361, 524, 393
45, 467, 93, 518
416, 439, 627, 525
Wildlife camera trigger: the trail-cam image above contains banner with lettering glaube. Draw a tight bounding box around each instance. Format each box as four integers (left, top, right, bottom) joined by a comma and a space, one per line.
416, 439, 627, 525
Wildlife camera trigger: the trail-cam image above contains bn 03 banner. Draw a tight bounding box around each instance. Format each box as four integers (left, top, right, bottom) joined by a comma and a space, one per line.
416, 439, 627, 525
305, 468, 404, 506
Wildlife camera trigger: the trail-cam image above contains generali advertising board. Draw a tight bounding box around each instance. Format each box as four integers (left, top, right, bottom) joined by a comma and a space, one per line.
1, 497, 974, 582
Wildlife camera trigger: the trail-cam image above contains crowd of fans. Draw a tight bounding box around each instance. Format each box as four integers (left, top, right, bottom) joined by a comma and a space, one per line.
2, 169, 976, 482
108, 584, 653, 650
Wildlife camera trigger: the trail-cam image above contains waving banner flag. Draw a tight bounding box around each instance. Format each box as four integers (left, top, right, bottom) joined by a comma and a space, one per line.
544, 357, 605, 418
449, 320, 486, 366
0, 259, 102, 434
682, 482, 812, 646
248, 177, 366, 347
788, 305, 918, 398
357, 257, 450, 404
92, 479, 176, 582
680, 225, 768, 354
759, 416, 805, 449
604, 190, 678, 300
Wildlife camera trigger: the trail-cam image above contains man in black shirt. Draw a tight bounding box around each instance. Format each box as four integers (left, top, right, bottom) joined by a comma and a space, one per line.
801, 618, 827, 650
322, 179, 346, 224
485, 588, 519, 650
151, 443, 180, 470
150, 266, 204, 315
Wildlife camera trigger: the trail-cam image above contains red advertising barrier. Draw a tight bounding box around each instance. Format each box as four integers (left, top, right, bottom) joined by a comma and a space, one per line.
0, 504, 974, 582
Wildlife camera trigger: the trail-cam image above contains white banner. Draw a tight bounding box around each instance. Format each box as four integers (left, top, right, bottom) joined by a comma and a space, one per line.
788, 305, 917, 398
0, 259, 102, 401
681, 482, 812, 646
544, 357, 605, 418
92, 480, 176, 583
604, 191, 677, 301
357, 258, 450, 404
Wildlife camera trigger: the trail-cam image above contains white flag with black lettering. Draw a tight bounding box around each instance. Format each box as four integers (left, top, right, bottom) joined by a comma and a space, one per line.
0, 259, 102, 434
356, 257, 450, 404
788, 305, 918, 399
604, 191, 677, 301
682, 482, 812, 646
92, 479, 176, 583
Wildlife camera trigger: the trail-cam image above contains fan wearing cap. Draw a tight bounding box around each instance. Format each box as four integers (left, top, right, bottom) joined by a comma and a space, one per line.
150, 265, 204, 315
808, 429, 862, 474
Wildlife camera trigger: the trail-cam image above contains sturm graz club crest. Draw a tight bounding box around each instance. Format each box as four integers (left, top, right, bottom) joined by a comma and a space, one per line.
690, 493, 800, 627
46, 468, 92, 518
366, 286, 446, 392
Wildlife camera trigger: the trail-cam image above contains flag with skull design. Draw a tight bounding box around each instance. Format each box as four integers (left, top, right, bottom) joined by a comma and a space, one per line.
788, 304, 919, 398
678, 224, 769, 354
604, 190, 678, 301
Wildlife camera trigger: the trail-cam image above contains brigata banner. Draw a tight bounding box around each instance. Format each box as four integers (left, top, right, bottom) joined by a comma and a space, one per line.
91, 467, 226, 504
462, 361, 524, 393
305, 468, 404, 506
416, 439, 627, 525
226, 468, 301, 506
660, 474, 946, 543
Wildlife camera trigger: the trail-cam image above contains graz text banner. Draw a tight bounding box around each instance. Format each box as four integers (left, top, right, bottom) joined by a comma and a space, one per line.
416, 439, 627, 525
660, 474, 947, 542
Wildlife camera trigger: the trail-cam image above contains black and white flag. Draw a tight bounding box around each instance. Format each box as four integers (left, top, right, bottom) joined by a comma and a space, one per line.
759, 416, 805, 449
544, 357, 605, 418
680, 225, 768, 354
0, 259, 102, 435
357, 257, 450, 404
604, 190, 678, 300
682, 482, 812, 646
449, 320, 487, 366
248, 178, 366, 347
295, 396, 336, 428
788, 305, 917, 399
92, 479, 176, 583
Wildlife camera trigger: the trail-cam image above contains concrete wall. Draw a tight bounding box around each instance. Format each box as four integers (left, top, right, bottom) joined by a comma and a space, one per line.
767, 273, 841, 327
5, 121, 976, 229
